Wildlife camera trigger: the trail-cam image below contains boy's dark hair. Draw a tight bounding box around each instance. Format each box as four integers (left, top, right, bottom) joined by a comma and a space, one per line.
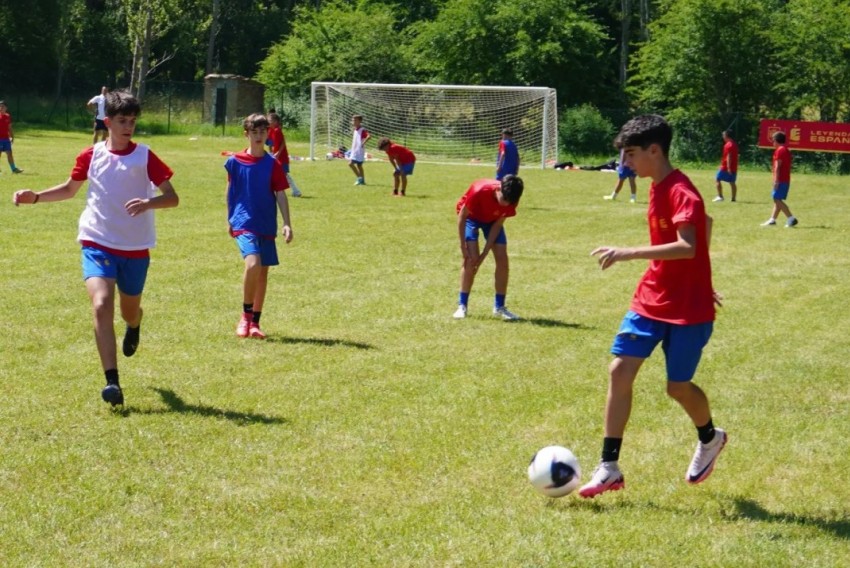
268, 112, 281, 124
377, 137, 391, 150
105, 90, 141, 118
614, 114, 673, 156
772, 131, 786, 144
243, 113, 269, 131
0, 100, 6, 106
724, 129, 734, 138
500, 175, 524, 204
352, 114, 363, 121
502, 128, 513, 137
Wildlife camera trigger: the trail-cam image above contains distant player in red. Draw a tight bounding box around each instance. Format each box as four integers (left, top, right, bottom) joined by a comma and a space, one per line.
762, 131, 797, 227
453, 176, 524, 321
713, 130, 738, 202
268, 113, 302, 197
377, 137, 416, 196
0, 100, 24, 173
580, 114, 726, 499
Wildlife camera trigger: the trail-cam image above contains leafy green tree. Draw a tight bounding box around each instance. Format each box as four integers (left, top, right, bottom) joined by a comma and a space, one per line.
772, 0, 850, 121
630, 0, 779, 120
257, 0, 411, 97
406, 0, 608, 105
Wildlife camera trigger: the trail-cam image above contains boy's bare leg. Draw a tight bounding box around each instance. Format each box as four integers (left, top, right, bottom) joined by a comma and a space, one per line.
86, 277, 118, 372
604, 356, 644, 437
242, 254, 262, 305
666, 381, 711, 427
730, 182, 737, 201
493, 244, 509, 296
459, 240, 480, 294
252, 265, 270, 313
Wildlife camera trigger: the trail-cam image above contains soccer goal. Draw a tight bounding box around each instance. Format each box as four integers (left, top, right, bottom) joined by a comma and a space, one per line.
310, 82, 558, 169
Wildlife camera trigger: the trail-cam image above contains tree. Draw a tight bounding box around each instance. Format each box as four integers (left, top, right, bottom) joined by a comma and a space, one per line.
257, 0, 411, 97
772, 0, 850, 121
406, 0, 607, 106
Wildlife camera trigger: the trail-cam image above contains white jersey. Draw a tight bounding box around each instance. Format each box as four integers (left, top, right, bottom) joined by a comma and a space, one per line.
88, 94, 107, 120
78, 142, 157, 250
350, 126, 368, 162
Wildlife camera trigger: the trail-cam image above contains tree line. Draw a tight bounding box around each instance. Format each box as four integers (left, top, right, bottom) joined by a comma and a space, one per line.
2, 0, 849, 163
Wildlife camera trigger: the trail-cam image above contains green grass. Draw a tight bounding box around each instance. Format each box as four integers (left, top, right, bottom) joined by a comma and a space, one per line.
1, 130, 849, 566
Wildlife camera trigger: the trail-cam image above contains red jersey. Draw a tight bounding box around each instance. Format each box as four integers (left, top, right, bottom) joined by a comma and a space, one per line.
268, 126, 290, 166
773, 145, 791, 183
385, 143, 415, 165
456, 179, 517, 223
71, 142, 173, 186
630, 169, 714, 325
0, 112, 11, 139
720, 140, 738, 172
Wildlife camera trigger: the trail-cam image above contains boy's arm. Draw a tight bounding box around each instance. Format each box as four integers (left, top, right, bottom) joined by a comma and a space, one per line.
13, 177, 84, 205
125, 179, 179, 217
477, 216, 507, 268
275, 190, 293, 243
591, 223, 697, 270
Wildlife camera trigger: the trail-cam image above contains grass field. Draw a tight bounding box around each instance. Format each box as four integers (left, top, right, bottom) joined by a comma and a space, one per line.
1, 130, 849, 566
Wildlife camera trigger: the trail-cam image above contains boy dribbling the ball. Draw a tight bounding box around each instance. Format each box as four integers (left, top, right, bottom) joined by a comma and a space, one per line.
580, 114, 727, 498
12, 90, 179, 407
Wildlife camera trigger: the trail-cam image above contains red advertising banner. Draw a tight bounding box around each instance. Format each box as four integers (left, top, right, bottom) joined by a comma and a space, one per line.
758, 119, 850, 153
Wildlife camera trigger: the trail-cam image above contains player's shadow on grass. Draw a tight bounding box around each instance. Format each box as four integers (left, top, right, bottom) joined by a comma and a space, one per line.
265, 336, 374, 349
133, 388, 287, 426
516, 317, 591, 330
729, 497, 850, 540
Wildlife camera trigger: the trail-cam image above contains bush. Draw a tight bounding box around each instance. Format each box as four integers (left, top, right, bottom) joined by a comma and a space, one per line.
559, 104, 615, 157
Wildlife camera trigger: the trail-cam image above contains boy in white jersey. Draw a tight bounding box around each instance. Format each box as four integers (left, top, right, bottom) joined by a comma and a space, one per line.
348, 114, 370, 185
12, 90, 179, 407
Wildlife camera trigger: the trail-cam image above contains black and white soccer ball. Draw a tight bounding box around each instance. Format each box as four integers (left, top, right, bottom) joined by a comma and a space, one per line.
527, 446, 582, 498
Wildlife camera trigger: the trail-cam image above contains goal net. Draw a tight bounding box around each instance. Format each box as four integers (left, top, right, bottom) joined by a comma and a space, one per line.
310, 82, 558, 168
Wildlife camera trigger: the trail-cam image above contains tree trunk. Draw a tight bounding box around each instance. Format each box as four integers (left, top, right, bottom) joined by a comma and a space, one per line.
620, 0, 632, 88
205, 0, 220, 75
137, 5, 153, 103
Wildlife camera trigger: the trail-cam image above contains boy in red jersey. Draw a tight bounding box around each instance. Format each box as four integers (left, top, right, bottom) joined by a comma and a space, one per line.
0, 100, 24, 173
377, 137, 416, 196
713, 130, 738, 202
453, 175, 524, 320
761, 131, 797, 227
579, 115, 726, 498
226, 114, 293, 340
12, 90, 179, 407
268, 112, 302, 197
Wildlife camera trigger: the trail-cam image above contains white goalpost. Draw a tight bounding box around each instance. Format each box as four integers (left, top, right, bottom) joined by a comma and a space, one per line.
310, 82, 558, 169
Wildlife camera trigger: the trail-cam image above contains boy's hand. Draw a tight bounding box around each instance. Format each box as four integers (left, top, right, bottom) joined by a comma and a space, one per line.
591, 246, 626, 270
12, 190, 37, 205
282, 225, 293, 243
713, 290, 724, 308
125, 198, 149, 216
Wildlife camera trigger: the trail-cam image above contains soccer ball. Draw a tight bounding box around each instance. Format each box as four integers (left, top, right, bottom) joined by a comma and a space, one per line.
527, 446, 581, 498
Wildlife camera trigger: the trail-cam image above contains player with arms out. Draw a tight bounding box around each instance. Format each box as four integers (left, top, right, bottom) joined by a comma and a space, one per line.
12, 90, 179, 406
377, 137, 416, 196
713, 129, 738, 202
226, 113, 293, 340
580, 114, 727, 498
453, 175, 524, 321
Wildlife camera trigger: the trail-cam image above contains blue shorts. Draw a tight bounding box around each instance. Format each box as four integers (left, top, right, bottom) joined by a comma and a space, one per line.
94, 119, 107, 131
395, 163, 415, 176
235, 233, 279, 266
349, 159, 364, 165
772, 182, 790, 200
617, 166, 636, 180
0, 139, 11, 152
611, 311, 713, 382
716, 170, 736, 183
465, 219, 507, 245
81, 246, 150, 296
